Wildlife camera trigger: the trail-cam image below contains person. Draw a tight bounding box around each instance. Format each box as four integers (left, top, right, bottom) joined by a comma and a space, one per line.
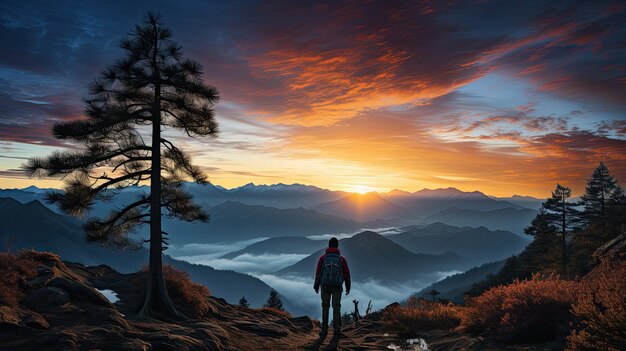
314, 237, 351, 337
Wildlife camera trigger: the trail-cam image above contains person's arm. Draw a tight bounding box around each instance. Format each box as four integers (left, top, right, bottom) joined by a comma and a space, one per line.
313, 255, 324, 292
341, 256, 351, 293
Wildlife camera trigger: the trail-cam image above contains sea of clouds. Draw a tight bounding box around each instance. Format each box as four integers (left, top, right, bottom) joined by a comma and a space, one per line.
168, 232, 460, 319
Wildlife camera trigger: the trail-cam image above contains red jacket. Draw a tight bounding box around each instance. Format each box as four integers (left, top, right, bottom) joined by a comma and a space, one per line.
314, 247, 351, 291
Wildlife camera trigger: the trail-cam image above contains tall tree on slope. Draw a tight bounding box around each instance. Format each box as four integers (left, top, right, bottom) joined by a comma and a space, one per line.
23, 13, 219, 319
543, 183, 581, 272
581, 162, 623, 234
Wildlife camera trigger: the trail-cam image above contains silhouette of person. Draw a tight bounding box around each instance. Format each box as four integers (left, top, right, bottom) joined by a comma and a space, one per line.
313, 237, 351, 337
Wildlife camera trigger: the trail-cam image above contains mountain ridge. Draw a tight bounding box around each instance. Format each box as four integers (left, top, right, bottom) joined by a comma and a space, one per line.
276, 230, 470, 285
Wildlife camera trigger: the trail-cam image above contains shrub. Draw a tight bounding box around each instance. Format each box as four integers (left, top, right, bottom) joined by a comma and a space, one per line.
0, 251, 38, 306
257, 307, 293, 319
137, 265, 212, 318
382, 299, 462, 338
567, 259, 626, 350
463, 273, 579, 342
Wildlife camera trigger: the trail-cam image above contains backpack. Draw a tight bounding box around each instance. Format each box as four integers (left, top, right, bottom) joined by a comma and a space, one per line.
320, 253, 343, 287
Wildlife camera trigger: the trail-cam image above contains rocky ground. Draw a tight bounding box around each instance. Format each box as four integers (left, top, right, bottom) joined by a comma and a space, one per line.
0, 254, 571, 350
0, 255, 402, 350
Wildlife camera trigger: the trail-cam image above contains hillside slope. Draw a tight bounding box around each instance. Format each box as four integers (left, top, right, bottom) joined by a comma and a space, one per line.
0, 197, 291, 310
0, 254, 404, 350
414, 260, 506, 303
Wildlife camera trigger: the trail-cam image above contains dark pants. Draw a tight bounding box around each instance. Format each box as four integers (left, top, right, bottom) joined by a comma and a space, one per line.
321, 287, 342, 330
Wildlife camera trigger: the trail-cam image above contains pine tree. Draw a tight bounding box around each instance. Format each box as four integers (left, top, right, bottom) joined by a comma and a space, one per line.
239, 296, 249, 308
543, 183, 581, 270
264, 289, 283, 310
523, 209, 561, 272
427, 289, 440, 302
581, 163, 619, 231
23, 13, 219, 319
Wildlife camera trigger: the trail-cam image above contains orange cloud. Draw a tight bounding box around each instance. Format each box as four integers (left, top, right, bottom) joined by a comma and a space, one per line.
249, 47, 470, 126
279, 112, 626, 197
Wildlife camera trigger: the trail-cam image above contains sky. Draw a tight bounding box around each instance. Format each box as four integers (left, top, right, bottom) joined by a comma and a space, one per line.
0, 0, 624, 197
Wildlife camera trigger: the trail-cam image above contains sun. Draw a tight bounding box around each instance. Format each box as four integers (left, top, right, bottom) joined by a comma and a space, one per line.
348, 185, 376, 194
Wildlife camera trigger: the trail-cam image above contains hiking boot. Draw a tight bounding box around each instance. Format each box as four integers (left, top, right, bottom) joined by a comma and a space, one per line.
319, 327, 328, 337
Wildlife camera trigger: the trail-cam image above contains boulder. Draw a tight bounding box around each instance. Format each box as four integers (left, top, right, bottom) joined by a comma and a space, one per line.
23, 287, 70, 311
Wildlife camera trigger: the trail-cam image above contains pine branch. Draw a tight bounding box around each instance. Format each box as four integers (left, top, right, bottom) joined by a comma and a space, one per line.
22, 146, 151, 178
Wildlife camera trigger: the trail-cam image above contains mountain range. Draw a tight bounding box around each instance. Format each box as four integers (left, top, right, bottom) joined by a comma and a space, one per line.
387, 222, 529, 266
421, 207, 538, 235
0, 184, 542, 243
312, 193, 410, 221
276, 231, 471, 285
165, 200, 393, 244
381, 187, 526, 217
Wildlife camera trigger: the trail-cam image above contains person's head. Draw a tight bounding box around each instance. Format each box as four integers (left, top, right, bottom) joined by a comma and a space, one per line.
329, 237, 339, 248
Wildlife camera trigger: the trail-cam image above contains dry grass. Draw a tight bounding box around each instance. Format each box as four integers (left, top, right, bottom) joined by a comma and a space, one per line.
0, 251, 38, 306
162, 265, 212, 318
257, 307, 293, 319
462, 273, 580, 342
382, 298, 462, 338
137, 265, 213, 318
18, 249, 61, 264
567, 259, 626, 350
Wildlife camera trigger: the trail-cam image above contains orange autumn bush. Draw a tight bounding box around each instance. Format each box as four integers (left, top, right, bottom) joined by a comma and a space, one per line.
0, 251, 38, 305
382, 298, 462, 338
138, 265, 212, 318
567, 259, 626, 351
463, 273, 580, 342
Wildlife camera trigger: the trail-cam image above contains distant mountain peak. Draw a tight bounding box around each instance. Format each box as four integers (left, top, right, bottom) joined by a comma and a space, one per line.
229, 182, 327, 193
352, 230, 382, 238
510, 194, 540, 200
413, 187, 487, 198
386, 189, 411, 195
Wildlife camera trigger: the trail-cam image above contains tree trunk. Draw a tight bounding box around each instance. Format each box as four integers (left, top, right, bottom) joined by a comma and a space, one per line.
601, 181, 605, 236
562, 199, 567, 273
138, 21, 183, 319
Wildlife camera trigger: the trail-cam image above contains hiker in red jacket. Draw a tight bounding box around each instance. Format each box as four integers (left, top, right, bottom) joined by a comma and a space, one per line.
314, 237, 351, 337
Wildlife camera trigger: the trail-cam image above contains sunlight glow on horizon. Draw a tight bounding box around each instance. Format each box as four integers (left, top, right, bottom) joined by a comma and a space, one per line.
346, 185, 378, 194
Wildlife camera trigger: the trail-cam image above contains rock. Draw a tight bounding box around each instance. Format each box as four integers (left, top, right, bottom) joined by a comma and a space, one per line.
0, 306, 20, 328
288, 316, 314, 332
84, 306, 129, 329
145, 331, 210, 351
27, 275, 52, 288
21, 312, 49, 329
22, 286, 70, 310
47, 277, 114, 308
233, 322, 289, 338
